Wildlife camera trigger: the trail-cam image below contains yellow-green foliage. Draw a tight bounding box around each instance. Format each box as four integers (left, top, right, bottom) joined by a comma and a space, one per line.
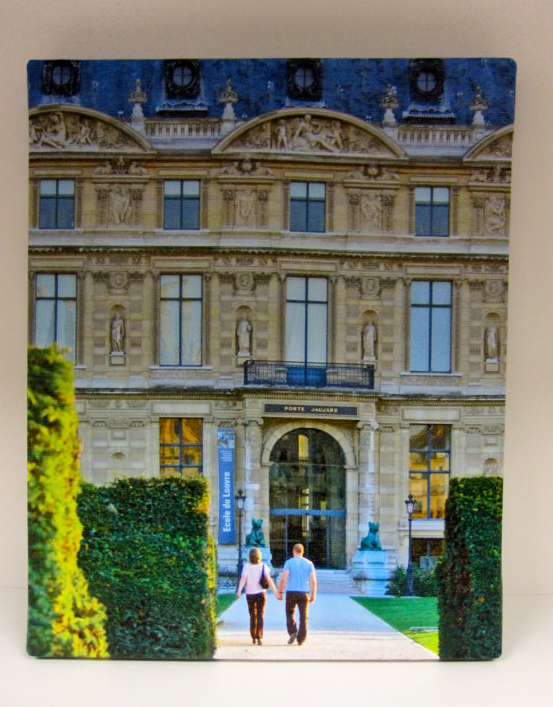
27, 346, 109, 658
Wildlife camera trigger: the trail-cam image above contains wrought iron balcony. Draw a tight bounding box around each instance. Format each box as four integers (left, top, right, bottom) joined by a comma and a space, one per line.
243, 360, 374, 389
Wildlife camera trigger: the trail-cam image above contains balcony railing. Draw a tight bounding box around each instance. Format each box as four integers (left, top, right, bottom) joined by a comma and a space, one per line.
243, 360, 374, 389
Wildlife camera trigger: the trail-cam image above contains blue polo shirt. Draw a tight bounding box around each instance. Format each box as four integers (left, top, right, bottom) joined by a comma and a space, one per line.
283, 555, 315, 592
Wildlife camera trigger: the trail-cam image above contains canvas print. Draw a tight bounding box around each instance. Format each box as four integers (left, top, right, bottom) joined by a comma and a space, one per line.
27, 58, 514, 661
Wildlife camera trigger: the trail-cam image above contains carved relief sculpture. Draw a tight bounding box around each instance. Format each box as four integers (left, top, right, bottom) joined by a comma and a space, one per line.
484, 197, 507, 236
228, 113, 398, 157
29, 109, 144, 151
360, 193, 383, 231
109, 185, 133, 226
235, 188, 255, 227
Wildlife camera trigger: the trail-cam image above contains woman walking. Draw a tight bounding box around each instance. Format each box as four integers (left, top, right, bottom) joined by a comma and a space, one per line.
236, 547, 281, 645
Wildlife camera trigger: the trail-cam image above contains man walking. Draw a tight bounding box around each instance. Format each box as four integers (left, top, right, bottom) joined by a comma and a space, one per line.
278, 543, 317, 645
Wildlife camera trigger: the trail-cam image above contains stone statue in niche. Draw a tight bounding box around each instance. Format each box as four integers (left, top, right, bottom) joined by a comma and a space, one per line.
236, 316, 252, 356
485, 325, 498, 361
110, 313, 125, 353
362, 322, 377, 361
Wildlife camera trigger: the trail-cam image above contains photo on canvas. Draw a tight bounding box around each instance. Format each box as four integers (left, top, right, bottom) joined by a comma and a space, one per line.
27, 57, 515, 660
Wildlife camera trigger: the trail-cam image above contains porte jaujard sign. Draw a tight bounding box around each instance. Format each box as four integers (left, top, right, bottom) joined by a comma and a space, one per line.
264, 403, 358, 416
217, 428, 235, 544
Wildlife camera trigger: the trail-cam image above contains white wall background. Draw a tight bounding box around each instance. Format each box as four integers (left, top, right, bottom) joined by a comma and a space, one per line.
1, 0, 552, 704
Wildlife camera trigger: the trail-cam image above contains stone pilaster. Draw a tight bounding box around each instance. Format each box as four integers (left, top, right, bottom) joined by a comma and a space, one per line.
242, 418, 263, 532
357, 422, 378, 541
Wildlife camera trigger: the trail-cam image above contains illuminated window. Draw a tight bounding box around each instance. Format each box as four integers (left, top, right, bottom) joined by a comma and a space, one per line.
159, 274, 202, 366
34, 273, 77, 362
409, 424, 450, 519
160, 418, 202, 477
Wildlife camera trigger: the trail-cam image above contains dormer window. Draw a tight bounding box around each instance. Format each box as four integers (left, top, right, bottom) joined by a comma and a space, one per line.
42, 61, 80, 97
409, 59, 445, 103
164, 60, 201, 99
286, 59, 323, 101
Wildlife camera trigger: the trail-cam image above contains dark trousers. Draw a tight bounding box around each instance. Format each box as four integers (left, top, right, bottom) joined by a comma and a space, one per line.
285, 591, 309, 644
246, 592, 266, 640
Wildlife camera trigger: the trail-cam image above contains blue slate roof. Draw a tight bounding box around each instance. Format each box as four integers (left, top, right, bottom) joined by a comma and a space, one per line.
27, 58, 516, 128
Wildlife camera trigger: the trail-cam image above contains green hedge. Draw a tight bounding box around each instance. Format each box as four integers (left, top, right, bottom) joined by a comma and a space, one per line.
436, 476, 503, 660
27, 346, 109, 657
386, 565, 437, 597
78, 476, 216, 660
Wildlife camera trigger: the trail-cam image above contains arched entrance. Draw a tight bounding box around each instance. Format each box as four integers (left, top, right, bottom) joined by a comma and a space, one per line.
269, 428, 346, 568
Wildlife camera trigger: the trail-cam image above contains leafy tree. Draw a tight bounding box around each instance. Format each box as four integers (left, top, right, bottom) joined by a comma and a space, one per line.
27, 346, 109, 657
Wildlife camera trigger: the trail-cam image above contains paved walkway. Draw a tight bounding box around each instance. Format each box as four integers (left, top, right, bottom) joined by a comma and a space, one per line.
215, 593, 438, 661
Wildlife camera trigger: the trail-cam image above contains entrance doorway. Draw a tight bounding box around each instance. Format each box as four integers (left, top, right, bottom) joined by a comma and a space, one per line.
269, 428, 346, 568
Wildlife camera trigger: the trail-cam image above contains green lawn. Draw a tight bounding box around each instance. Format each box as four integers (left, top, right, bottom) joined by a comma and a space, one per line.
354, 597, 439, 655
216, 592, 236, 616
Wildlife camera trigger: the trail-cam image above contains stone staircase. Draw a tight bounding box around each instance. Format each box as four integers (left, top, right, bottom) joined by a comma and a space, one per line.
309, 569, 364, 595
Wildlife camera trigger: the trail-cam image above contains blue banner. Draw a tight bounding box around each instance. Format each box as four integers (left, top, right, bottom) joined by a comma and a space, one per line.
217, 428, 235, 544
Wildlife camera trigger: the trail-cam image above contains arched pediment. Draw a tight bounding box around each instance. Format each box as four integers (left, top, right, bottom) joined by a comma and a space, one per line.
29, 105, 153, 153
464, 125, 513, 162
214, 108, 408, 160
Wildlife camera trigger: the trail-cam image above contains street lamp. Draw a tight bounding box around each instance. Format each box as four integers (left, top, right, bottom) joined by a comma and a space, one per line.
235, 489, 246, 589
405, 493, 416, 597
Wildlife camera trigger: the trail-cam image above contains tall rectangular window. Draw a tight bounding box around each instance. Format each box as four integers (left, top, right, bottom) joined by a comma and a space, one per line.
290, 181, 326, 232
163, 180, 200, 230
160, 418, 203, 477
409, 424, 451, 519
415, 186, 449, 236
159, 274, 202, 366
35, 273, 77, 361
285, 276, 327, 363
39, 179, 75, 229
410, 280, 452, 373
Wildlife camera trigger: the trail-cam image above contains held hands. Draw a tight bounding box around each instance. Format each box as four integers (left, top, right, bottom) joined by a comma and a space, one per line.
276, 591, 283, 600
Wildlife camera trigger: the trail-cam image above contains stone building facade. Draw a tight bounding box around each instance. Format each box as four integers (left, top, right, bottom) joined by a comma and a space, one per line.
28, 59, 514, 575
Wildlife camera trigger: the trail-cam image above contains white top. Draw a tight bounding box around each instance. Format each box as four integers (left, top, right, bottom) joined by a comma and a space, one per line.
241, 562, 268, 595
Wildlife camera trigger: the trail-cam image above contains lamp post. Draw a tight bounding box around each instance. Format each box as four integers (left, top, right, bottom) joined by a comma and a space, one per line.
405, 493, 416, 597
235, 489, 246, 589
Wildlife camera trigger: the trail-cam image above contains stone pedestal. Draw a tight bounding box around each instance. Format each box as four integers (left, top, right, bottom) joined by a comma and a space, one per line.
352, 549, 390, 596
110, 352, 125, 366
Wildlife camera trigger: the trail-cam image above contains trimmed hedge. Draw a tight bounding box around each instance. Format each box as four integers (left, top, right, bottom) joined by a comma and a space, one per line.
27, 346, 109, 657
436, 476, 503, 660
78, 476, 217, 660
